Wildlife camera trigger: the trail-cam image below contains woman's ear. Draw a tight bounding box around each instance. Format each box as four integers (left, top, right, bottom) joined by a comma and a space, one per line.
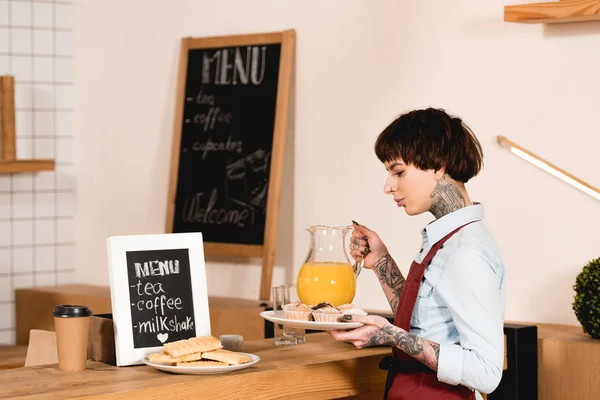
433, 168, 445, 181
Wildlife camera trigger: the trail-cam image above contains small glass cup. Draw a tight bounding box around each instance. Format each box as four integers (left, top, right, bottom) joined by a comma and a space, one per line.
283, 284, 306, 343
272, 285, 297, 346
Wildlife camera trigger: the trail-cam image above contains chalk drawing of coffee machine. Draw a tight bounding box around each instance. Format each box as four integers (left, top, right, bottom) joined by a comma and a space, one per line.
224, 148, 271, 226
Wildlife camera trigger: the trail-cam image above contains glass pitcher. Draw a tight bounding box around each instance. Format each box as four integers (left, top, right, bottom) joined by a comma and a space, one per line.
296, 225, 359, 306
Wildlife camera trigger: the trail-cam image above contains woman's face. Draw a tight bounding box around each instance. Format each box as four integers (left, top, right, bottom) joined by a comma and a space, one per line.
383, 158, 443, 216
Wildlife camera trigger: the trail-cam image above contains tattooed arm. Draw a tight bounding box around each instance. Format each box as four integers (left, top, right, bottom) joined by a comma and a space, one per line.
349, 223, 405, 314
372, 254, 405, 313
376, 323, 440, 371
329, 315, 440, 371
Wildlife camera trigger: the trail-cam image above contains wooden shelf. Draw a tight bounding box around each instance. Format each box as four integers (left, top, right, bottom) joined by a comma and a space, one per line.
505, 0, 600, 23
0, 160, 55, 174
1, 76, 56, 174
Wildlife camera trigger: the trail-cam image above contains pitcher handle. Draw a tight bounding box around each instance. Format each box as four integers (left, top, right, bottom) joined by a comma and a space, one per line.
344, 224, 363, 278
353, 256, 363, 278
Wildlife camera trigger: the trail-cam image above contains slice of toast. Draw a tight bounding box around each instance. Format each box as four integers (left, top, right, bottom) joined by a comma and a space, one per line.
201, 349, 250, 365
176, 360, 228, 367
163, 336, 223, 357
148, 351, 203, 365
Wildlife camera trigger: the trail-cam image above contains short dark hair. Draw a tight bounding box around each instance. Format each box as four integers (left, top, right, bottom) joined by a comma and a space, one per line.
374, 108, 483, 183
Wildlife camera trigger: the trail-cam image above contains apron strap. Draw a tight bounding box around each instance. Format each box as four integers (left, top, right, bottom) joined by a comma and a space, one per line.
393, 220, 479, 331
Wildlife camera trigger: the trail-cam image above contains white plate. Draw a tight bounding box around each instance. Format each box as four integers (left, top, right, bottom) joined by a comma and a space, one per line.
142, 353, 260, 375
260, 310, 363, 331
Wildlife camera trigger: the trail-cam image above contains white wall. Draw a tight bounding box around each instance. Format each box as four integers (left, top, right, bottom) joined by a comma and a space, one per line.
74, 0, 600, 326
0, 0, 75, 344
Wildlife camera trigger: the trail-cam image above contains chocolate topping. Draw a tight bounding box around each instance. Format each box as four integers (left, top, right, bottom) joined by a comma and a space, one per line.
311, 302, 334, 310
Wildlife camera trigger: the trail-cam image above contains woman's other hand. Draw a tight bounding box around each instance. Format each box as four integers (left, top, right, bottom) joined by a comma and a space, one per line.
350, 221, 389, 270
328, 314, 395, 348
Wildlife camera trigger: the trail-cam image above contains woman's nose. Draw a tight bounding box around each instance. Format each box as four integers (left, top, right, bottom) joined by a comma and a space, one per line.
383, 177, 393, 194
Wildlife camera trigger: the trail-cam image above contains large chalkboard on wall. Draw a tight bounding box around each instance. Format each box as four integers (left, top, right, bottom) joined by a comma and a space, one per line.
166, 31, 295, 300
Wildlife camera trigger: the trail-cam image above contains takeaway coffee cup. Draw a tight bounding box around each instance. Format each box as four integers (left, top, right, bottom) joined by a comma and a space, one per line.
53, 305, 93, 372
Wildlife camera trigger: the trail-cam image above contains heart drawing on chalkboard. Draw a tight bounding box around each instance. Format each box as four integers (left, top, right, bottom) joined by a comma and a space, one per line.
157, 333, 169, 343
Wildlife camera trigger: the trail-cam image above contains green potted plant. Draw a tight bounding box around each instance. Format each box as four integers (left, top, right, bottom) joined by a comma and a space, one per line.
573, 257, 600, 339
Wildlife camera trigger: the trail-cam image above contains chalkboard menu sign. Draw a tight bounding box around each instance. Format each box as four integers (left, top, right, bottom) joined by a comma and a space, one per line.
107, 232, 210, 366
166, 31, 295, 301
126, 248, 195, 348
171, 43, 281, 245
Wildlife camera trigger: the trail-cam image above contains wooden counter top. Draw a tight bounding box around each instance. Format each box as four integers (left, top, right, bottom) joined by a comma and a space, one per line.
0, 333, 389, 400
0, 346, 27, 370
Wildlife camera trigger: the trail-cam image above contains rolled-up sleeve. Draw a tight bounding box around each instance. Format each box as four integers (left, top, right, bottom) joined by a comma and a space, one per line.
436, 245, 504, 394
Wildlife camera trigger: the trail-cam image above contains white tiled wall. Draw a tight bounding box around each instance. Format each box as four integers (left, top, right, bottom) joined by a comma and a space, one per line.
0, 0, 74, 345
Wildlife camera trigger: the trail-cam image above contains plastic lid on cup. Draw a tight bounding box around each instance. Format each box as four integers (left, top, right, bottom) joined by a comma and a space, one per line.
52, 305, 93, 318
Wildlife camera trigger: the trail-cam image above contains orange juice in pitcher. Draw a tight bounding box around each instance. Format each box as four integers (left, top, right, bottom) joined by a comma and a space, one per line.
297, 262, 356, 306
296, 225, 359, 306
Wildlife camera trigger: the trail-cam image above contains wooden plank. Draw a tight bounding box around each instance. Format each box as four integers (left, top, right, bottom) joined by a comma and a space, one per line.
186, 31, 285, 49
538, 331, 600, 399
16, 285, 113, 346
16, 285, 267, 345
503, 334, 507, 371
0, 346, 27, 370
506, 321, 600, 400
260, 29, 296, 301
12, 321, 597, 399
207, 297, 266, 340
0, 333, 390, 400
505, 0, 600, 24
18, 284, 112, 297
82, 358, 386, 400
203, 243, 263, 257
0, 75, 17, 161
0, 160, 55, 174
0, 75, 56, 173
164, 38, 190, 234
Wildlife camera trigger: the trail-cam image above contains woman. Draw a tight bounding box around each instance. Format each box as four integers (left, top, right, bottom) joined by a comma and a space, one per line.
330, 108, 505, 400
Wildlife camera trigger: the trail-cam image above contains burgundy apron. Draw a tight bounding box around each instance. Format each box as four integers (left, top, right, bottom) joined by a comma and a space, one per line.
381, 222, 477, 400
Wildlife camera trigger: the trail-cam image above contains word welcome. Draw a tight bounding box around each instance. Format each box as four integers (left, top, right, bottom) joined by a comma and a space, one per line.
182, 189, 251, 227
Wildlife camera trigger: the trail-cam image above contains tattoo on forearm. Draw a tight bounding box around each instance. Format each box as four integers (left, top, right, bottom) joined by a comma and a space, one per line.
429, 175, 466, 219
373, 254, 405, 313
379, 325, 440, 371
431, 341, 440, 363
366, 326, 394, 348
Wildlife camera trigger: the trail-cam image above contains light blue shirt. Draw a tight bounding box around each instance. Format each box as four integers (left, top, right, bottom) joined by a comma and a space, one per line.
410, 204, 505, 397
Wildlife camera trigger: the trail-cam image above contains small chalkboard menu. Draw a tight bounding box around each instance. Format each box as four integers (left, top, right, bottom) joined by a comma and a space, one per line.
166, 30, 295, 300
107, 232, 210, 366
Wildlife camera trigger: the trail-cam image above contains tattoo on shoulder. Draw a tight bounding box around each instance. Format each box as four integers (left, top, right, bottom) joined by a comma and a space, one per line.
374, 254, 405, 313
429, 175, 466, 219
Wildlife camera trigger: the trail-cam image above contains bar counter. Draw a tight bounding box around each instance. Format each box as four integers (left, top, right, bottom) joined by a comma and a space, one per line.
0, 333, 389, 399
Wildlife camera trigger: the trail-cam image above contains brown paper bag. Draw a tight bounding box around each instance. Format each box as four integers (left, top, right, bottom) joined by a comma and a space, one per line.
24, 329, 58, 367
